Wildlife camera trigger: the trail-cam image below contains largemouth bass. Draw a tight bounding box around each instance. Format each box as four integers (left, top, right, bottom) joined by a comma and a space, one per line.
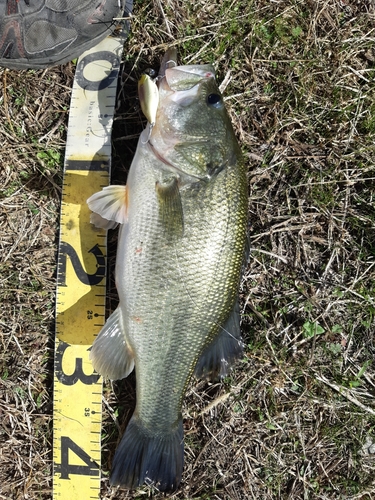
87, 48, 248, 492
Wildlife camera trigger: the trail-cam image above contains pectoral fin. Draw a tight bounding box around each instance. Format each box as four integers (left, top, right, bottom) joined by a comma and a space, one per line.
90, 307, 134, 380
89, 212, 119, 230
87, 185, 128, 229
156, 177, 184, 239
195, 300, 244, 381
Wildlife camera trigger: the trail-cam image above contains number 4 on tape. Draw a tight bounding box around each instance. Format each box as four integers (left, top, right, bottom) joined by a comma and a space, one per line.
53, 35, 124, 500
55, 437, 100, 479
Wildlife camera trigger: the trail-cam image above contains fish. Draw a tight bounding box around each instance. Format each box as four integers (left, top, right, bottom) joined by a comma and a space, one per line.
86, 47, 248, 492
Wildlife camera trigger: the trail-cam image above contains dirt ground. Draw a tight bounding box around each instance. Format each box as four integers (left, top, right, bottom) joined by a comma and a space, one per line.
1, 1, 375, 499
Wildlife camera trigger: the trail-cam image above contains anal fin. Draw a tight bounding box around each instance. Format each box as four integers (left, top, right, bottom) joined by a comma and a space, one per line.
90, 307, 134, 380
195, 300, 244, 381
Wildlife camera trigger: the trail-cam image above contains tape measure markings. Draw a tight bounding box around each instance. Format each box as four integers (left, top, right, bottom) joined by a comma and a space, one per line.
53, 35, 125, 500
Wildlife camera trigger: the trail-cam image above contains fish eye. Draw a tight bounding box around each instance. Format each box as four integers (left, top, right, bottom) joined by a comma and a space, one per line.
207, 93, 222, 107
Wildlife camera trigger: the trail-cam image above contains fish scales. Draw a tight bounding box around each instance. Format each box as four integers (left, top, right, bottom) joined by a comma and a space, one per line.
87, 47, 248, 492
122, 145, 245, 415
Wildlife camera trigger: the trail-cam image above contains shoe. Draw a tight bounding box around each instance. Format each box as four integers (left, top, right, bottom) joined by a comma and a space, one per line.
0, 0, 132, 70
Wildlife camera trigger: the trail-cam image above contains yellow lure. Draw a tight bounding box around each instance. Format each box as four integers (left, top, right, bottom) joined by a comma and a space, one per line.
138, 73, 159, 126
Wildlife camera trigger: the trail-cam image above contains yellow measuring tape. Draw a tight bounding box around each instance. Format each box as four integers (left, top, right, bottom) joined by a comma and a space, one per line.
53, 36, 124, 499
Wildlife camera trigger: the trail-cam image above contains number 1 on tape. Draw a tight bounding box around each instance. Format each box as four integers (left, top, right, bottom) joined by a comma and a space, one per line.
53, 36, 124, 499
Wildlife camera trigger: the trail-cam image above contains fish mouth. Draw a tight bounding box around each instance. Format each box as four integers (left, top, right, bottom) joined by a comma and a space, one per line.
148, 48, 220, 181
157, 48, 216, 95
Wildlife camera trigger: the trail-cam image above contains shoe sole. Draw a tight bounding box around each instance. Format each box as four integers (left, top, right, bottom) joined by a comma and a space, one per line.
0, 0, 132, 70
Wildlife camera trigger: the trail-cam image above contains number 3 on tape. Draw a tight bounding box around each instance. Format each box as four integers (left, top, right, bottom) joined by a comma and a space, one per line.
53, 35, 124, 500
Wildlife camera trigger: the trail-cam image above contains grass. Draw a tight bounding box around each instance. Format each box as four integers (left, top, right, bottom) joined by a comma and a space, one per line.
1, 0, 375, 498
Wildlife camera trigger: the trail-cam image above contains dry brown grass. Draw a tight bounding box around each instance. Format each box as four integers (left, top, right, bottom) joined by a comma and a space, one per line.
1, 0, 375, 499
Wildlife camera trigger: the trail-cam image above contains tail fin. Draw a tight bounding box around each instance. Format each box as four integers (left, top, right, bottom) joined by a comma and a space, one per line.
110, 414, 184, 492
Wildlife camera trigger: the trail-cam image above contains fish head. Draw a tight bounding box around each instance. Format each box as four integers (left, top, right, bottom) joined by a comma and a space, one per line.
149, 49, 240, 180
